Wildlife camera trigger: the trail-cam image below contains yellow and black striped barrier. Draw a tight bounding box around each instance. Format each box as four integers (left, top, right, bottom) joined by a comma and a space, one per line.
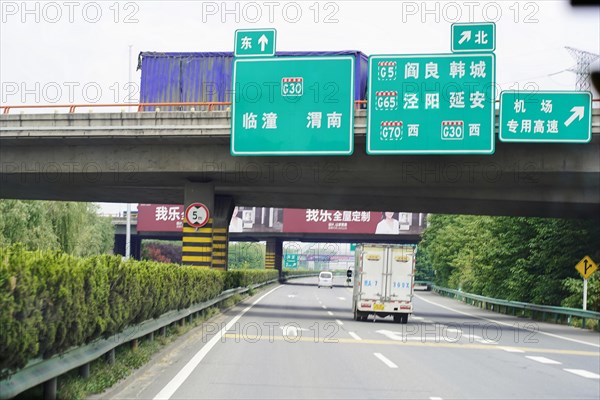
182, 219, 213, 267
211, 227, 228, 270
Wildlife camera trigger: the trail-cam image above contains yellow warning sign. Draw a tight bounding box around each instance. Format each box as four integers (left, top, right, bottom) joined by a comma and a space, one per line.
575, 256, 598, 280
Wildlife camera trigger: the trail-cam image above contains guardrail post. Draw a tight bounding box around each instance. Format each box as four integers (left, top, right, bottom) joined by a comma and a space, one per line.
582, 317, 587, 329
148, 331, 154, 342
130, 339, 138, 351
160, 326, 167, 336
79, 363, 90, 379
105, 348, 115, 365
43, 378, 57, 400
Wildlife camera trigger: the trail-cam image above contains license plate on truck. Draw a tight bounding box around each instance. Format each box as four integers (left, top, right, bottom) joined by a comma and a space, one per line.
373, 303, 385, 311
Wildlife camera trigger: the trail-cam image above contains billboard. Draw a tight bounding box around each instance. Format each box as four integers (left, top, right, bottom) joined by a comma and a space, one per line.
137, 204, 423, 235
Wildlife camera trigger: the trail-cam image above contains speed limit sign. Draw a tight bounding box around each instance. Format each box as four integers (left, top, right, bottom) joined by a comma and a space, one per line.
185, 203, 210, 228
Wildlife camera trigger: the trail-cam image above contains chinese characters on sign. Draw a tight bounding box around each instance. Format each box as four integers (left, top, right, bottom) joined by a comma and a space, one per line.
234, 29, 276, 57
499, 91, 592, 143
368, 54, 495, 154
451, 22, 496, 53
231, 56, 355, 155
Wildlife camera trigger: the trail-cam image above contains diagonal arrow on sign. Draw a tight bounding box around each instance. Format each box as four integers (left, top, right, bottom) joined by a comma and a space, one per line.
564, 106, 585, 127
458, 31, 471, 44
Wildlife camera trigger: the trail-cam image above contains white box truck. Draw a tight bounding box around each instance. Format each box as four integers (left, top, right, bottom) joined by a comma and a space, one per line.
352, 244, 416, 323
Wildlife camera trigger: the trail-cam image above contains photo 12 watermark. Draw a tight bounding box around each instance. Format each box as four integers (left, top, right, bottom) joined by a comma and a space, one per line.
399, 1, 540, 24
200, 1, 340, 24
1, 1, 141, 24
1, 81, 140, 104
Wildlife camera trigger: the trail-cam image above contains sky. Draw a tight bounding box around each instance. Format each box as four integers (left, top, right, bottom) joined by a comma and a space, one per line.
1, 0, 599, 215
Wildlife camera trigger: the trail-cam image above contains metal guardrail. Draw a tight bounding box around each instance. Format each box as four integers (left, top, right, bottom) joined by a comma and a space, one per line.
0, 277, 288, 400
0, 100, 369, 114
433, 286, 600, 331
1, 99, 599, 114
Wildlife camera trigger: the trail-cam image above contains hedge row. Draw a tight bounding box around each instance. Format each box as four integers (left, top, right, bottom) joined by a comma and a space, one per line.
0, 245, 278, 378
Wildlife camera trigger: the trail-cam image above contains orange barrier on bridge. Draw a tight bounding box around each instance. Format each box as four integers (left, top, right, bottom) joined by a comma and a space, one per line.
1, 101, 370, 114
2, 99, 598, 115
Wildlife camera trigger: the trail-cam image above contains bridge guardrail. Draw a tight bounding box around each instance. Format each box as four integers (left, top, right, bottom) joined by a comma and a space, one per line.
0, 274, 307, 400
2, 99, 597, 114
433, 286, 600, 331
0, 100, 368, 114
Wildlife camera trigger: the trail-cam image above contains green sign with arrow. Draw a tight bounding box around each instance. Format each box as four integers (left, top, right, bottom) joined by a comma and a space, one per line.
499, 91, 592, 143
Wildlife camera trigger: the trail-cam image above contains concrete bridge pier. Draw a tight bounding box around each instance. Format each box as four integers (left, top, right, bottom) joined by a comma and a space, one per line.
182, 182, 234, 269
265, 238, 284, 280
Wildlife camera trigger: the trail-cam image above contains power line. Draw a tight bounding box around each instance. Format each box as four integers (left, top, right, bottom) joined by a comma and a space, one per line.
565, 46, 600, 91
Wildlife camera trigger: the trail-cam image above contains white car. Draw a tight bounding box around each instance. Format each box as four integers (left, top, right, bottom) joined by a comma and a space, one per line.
317, 271, 333, 288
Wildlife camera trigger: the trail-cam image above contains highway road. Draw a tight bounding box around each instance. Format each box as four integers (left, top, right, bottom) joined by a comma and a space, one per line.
100, 277, 600, 400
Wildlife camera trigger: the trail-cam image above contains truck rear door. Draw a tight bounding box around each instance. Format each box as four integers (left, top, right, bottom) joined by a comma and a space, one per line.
387, 246, 414, 302
359, 245, 385, 301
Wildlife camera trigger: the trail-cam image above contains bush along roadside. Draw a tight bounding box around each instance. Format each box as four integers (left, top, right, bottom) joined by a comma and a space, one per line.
0, 244, 278, 379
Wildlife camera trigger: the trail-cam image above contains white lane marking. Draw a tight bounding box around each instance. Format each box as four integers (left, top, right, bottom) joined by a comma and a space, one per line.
375, 329, 454, 342
411, 316, 424, 320
500, 347, 525, 353
563, 369, 600, 379
321, 305, 327, 309
337, 297, 346, 300
430, 397, 444, 400
335, 319, 344, 326
153, 286, 281, 400
348, 331, 362, 340
287, 294, 296, 298
327, 311, 334, 316
526, 356, 562, 365
415, 294, 600, 348
422, 320, 434, 323
374, 353, 398, 369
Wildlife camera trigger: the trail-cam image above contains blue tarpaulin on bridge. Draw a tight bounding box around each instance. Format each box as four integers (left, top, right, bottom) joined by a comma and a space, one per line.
137, 51, 369, 110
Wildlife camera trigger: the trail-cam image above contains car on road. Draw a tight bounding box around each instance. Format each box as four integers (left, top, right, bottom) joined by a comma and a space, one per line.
414, 280, 433, 291
317, 271, 333, 288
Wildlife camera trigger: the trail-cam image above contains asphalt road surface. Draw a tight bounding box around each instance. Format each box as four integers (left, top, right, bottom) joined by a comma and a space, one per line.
99, 277, 600, 400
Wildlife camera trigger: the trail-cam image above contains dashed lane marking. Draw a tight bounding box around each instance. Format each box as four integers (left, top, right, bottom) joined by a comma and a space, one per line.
563, 369, 600, 379
526, 356, 562, 365
374, 353, 398, 369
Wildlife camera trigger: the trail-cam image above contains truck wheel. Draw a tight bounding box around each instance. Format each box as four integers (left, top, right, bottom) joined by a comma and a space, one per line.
353, 308, 361, 321
401, 314, 409, 324
393, 314, 402, 323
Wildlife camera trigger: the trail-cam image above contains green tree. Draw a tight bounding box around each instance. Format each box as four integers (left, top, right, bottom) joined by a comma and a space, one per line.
228, 242, 265, 269
417, 213, 600, 311
0, 200, 114, 256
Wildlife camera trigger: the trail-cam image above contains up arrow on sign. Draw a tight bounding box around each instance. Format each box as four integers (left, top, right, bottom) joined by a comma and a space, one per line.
234, 29, 276, 57
258, 34, 269, 51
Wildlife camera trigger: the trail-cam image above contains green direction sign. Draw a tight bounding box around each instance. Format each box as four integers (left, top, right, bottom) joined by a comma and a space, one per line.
284, 254, 299, 269
452, 23, 496, 53
234, 29, 276, 57
231, 56, 355, 156
499, 91, 592, 143
367, 53, 496, 154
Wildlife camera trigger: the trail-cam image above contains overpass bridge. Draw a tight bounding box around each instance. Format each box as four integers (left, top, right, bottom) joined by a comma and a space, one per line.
111, 207, 425, 263
2, 105, 599, 268
1, 107, 598, 218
